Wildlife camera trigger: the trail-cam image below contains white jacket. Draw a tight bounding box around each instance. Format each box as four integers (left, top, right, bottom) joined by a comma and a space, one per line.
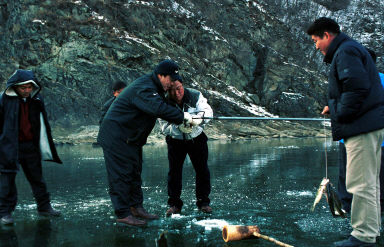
158, 88, 213, 140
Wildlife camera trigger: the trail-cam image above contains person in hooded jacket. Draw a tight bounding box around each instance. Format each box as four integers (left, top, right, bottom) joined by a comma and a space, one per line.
0, 69, 62, 225
97, 60, 194, 226
307, 18, 384, 247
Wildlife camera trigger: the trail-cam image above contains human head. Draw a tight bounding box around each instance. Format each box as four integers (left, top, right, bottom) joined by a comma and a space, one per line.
6, 69, 40, 98
306, 17, 340, 56
169, 80, 184, 104
14, 83, 34, 98
112, 80, 126, 97
155, 59, 182, 91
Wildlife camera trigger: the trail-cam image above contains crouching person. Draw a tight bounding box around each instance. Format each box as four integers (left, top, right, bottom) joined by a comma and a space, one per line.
158, 79, 213, 216
0, 69, 62, 225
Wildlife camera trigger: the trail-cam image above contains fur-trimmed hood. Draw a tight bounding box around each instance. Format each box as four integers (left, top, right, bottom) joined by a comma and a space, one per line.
5, 69, 41, 98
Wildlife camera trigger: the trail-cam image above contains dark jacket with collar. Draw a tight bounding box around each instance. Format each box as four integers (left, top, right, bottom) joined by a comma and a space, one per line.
99, 96, 116, 125
0, 70, 62, 172
324, 32, 384, 141
97, 72, 184, 148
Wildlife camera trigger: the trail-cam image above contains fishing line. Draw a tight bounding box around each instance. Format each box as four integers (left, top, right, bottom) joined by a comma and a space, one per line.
323, 115, 328, 179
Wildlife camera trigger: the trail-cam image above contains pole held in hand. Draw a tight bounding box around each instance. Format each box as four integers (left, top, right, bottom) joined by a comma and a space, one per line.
196, 116, 329, 121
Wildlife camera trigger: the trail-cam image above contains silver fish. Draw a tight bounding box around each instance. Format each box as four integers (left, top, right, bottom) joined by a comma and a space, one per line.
311, 178, 329, 211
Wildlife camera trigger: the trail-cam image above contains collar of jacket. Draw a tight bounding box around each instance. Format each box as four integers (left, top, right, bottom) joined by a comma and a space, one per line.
323, 32, 350, 64
151, 72, 165, 93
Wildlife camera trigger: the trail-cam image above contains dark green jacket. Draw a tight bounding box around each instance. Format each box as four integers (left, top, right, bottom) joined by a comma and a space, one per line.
98, 73, 184, 148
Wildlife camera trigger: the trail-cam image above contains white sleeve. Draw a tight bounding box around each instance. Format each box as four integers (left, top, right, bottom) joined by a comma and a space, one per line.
39, 113, 53, 160
194, 92, 213, 123
158, 118, 180, 136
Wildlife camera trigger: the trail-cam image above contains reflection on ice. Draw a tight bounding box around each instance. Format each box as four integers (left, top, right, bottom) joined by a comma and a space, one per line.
249, 159, 268, 168
74, 198, 110, 210
16, 204, 37, 210
8, 139, 359, 247
80, 157, 104, 160
17, 202, 66, 211
275, 145, 300, 149
286, 190, 313, 197
193, 219, 229, 231
170, 214, 184, 219
295, 215, 349, 236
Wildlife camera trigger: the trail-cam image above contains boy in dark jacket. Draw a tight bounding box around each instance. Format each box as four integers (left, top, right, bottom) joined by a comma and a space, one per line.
99, 80, 127, 125
307, 18, 384, 247
0, 69, 62, 225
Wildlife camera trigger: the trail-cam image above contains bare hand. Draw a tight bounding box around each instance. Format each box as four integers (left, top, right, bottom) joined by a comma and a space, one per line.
321, 106, 330, 115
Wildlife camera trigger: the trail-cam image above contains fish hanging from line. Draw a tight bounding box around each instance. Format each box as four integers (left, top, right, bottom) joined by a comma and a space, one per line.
311, 177, 346, 218
326, 181, 346, 218
311, 178, 329, 212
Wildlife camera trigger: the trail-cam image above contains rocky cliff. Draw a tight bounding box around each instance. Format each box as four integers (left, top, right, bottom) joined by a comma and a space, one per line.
0, 0, 383, 143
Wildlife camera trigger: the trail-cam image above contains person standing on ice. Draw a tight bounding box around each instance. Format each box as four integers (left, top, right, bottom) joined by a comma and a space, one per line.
0, 69, 62, 225
158, 79, 213, 216
306, 17, 384, 247
97, 59, 195, 226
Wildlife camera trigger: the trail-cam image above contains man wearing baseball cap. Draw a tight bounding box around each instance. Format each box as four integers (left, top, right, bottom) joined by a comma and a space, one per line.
98, 59, 194, 226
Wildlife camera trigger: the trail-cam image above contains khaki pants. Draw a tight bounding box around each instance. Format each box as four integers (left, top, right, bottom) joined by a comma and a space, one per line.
345, 128, 384, 243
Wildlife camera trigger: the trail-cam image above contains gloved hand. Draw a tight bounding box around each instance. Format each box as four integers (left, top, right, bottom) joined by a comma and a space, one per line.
179, 123, 193, 134
183, 112, 193, 124
190, 118, 203, 126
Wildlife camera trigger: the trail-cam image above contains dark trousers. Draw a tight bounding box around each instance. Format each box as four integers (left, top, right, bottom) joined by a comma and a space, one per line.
102, 142, 143, 219
166, 132, 211, 209
0, 142, 50, 217
337, 142, 384, 213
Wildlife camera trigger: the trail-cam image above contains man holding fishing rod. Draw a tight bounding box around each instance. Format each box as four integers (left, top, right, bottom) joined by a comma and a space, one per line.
158, 79, 213, 216
337, 49, 384, 215
307, 18, 384, 247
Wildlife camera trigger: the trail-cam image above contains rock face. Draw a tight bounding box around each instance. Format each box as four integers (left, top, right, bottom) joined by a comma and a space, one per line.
0, 0, 383, 142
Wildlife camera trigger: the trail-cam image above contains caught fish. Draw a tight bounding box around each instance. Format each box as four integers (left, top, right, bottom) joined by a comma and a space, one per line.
326, 182, 347, 218
311, 178, 347, 218
311, 178, 329, 211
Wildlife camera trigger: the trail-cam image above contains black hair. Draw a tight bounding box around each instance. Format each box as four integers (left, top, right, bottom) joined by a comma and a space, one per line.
366, 48, 377, 64
306, 17, 340, 37
112, 80, 127, 91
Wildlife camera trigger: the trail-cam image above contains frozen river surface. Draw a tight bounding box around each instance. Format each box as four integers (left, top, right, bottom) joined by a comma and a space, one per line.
1, 138, 383, 247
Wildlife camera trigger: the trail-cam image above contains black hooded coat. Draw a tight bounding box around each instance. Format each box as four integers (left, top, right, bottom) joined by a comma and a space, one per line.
0, 70, 62, 172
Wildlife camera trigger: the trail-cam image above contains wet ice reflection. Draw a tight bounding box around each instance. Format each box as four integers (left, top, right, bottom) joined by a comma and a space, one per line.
1, 138, 383, 247
193, 219, 229, 231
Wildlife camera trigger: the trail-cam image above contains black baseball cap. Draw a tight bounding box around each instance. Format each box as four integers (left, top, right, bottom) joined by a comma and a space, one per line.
154, 59, 182, 81
112, 80, 127, 91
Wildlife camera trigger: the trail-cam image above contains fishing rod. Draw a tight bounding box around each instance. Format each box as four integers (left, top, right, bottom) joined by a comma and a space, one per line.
194, 116, 330, 121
